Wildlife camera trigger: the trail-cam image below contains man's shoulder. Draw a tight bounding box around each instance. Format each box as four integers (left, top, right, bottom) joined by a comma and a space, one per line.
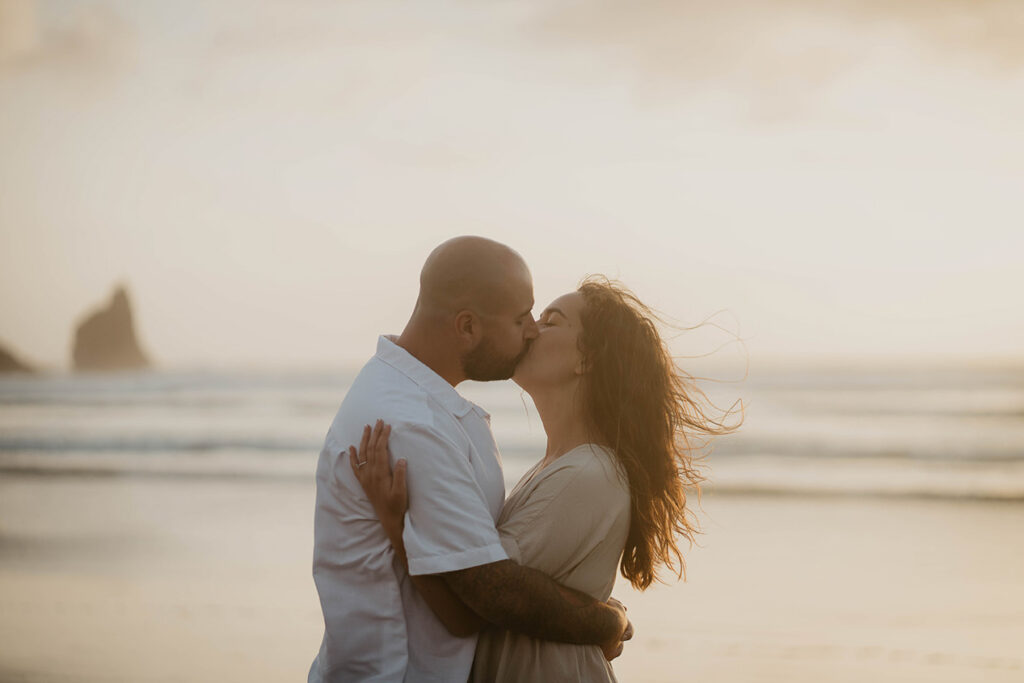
340, 357, 442, 429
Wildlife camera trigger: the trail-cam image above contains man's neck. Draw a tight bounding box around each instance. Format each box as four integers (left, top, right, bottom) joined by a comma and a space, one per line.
395, 324, 466, 387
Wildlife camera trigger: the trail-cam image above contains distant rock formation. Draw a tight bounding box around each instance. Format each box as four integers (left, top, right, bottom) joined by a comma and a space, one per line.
0, 342, 34, 373
72, 285, 151, 371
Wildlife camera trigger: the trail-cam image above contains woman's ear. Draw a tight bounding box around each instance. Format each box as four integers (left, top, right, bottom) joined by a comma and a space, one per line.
574, 353, 591, 376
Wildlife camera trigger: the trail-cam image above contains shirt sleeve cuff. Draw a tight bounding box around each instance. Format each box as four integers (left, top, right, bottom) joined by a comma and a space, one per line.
498, 533, 522, 564
407, 542, 509, 576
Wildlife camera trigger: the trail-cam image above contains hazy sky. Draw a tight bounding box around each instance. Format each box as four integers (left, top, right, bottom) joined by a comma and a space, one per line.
2, 0, 1022, 368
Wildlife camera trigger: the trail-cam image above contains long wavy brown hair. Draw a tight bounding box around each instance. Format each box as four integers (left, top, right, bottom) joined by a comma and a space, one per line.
576, 276, 743, 590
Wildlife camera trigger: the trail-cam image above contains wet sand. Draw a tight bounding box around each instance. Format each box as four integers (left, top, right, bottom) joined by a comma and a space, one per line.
1, 474, 1022, 682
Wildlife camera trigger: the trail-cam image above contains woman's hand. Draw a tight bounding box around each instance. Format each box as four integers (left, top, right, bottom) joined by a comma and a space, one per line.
349, 420, 408, 540
348, 421, 483, 637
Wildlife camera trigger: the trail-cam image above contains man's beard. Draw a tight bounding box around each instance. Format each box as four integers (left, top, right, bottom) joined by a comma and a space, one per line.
462, 336, 531, 382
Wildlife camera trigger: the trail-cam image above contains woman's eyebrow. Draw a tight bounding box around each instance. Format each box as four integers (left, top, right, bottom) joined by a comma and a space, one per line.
541, 307, 567, 320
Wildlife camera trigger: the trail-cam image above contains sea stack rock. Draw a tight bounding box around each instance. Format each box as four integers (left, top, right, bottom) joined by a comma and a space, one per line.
0, 342, 34, 373
72, 285, 151, 371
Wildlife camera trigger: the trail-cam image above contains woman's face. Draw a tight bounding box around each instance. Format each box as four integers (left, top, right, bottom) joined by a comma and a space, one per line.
512, 291, 586, 393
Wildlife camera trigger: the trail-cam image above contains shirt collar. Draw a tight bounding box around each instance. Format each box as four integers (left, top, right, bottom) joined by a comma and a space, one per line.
375, 335, 490, 420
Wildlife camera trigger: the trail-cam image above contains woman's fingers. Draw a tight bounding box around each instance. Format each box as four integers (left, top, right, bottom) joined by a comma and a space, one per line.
371, 420, 385, 456
370, 422, 390, 475
369, 421, 384, 475
348, 445, 362, 479
377, 423, 391, 472
370, 420, 383, 451
352, 421, 396, 491
359, 424, 372, 462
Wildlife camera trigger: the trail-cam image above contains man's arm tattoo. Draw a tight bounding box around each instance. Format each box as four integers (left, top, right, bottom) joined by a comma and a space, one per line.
441, 560, 621, 645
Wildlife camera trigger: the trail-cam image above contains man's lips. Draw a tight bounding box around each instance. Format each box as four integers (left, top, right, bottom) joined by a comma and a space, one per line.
514, 339, 535, 366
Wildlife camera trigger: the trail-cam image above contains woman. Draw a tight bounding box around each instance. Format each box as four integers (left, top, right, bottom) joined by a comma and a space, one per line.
351, 276, 740, 681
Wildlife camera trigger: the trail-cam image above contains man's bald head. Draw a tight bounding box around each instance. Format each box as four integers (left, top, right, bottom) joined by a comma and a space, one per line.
416, 236, 531, 317
399, 236, 538, 384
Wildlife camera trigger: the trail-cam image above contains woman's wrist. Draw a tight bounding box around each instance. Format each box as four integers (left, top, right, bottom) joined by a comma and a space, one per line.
383, 519, 409, 569
382, 518, 404, 547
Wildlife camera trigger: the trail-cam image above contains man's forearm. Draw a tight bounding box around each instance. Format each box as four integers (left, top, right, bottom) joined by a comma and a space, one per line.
441, 560, 624, 645
383, 521, 486, 637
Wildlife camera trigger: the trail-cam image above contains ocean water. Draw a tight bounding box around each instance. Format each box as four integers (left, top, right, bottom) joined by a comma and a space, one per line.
2, 362, 1023, 500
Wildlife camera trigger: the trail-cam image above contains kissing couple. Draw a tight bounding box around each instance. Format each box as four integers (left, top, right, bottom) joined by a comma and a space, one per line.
308, 236, 735, 682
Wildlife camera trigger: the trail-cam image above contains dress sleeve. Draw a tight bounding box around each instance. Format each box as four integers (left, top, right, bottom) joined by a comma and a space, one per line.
389, 422, 508, 576
497, 450, 630, 577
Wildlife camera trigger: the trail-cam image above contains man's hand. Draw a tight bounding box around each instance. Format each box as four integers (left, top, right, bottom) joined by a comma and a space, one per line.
600, 596, 633, 661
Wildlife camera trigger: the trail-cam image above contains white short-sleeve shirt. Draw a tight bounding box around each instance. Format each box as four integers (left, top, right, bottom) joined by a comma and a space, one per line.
308, 336, 508, 683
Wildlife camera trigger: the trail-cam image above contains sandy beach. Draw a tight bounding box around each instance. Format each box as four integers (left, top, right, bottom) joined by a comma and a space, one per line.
2, 473, 1021, 683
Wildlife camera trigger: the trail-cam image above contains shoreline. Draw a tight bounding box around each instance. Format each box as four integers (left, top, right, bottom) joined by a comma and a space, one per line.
3, 467, 1024, 504
2, 474, 1022, 682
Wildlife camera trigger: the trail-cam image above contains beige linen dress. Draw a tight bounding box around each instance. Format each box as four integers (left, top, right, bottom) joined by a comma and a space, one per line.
471, 443, 631, 683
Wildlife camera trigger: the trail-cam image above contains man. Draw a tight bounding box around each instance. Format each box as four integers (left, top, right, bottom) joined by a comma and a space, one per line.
308, 236, 630, 682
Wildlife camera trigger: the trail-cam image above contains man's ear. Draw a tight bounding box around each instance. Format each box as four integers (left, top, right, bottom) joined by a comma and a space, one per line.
453, 309, 482, 347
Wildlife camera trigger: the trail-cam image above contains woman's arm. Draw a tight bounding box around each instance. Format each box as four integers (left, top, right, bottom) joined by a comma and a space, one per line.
349, 421, 487, 637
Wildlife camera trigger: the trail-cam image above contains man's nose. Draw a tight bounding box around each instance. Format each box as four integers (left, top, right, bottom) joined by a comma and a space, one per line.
524, 317, 539, 339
